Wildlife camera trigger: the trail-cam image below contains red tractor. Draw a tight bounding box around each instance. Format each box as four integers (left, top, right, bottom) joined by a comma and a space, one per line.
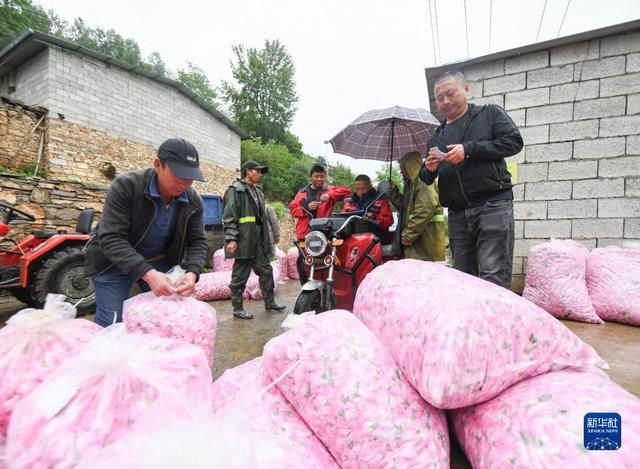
0, 201, 96, 314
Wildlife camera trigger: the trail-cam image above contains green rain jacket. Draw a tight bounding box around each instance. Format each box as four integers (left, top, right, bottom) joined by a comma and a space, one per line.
389, 152, 446, 261
222, 179, 273, 260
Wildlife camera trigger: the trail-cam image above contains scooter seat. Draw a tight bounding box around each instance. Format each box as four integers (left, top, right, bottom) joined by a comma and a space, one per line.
33, 231, 57, 239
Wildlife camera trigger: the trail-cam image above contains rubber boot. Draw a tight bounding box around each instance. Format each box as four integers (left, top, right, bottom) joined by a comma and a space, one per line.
232, 293, 253, 319
264, 294, 286, 312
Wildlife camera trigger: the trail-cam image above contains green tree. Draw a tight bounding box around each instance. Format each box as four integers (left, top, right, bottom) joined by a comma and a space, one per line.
328, 163, 354, 189
375, 162, 403, 189
177, 62, 218, 108
222, 39, 298, 145
0, 0, 52, 49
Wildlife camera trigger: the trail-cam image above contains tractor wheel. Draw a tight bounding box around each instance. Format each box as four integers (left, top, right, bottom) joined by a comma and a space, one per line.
293, 289, 335, 315
33, 247, 95, 316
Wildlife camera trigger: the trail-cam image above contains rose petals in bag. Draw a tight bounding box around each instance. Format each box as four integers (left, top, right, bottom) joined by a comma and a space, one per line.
353, 260, 607, 408
194, 271, 233, 301
211, 357, 339, 469
213, 248, 234, 272
523, 240, 602, 323
287, 247, 299, 280
587, 246, 640, 326
263, 310, 450, 469
450, 368, 640, 468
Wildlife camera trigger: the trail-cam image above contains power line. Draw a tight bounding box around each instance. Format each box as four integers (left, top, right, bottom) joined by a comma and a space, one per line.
536, 0, 548, 42
434, 0, 442, 65
488, 0, 493, 54
557, 0, 572, 38
427, 0, 438, 65
463, 0, 470, 58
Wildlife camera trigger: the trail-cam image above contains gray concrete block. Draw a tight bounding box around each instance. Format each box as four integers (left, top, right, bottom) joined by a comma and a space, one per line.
627, 177, 640, 197
484, 73, 526, 96
549, 120, 599, 142
625, 218, 640, 238
525, 142, 572, 162
525, 220, 572, 238
600, 72, 640, 97
464, 60, 505, 81
518, 163, 548, 182
548, 199, 597, 219
512, 255, 525, 275
572, 218, 624, 238
550, 40, 599, 66
513, 183, 525, 201
469, 95, 504, 107
627, 94, 640, 115
467, 80, 483, 99
575, 239, 597, 249
628, 135, 640, 155
505, 87, 549, 110
628, 52, 640, 73
527, 65, 574, 88
574, 137, 626, 159
600, 115, 640, 137
507, 109, 526, 127
526, 103, 573, 126
574, 96, 626, 120
579, 56, 626, 80
548, 160, 598, 180
526, 181, 572, 200
519, 125, 549, 145
514, 201, 547, 220
506, 51, 549, 74
514, 238, 548, 257
601, 31, 640, 57
598, 197, 640, 218
573, 178, 625, 199
514, 220, 525, 238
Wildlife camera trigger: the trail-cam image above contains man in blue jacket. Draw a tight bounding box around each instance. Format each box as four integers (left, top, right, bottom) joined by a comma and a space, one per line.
86, 138, 208, 327
420, 71, 523, 289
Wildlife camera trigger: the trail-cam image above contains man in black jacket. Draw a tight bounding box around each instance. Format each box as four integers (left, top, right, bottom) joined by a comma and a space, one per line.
420, 71, 523, 289
86, 138, 208, 327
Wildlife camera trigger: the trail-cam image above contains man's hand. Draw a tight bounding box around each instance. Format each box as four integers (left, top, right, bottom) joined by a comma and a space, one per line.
319, 193, 330, 202
142, 269, 176, 296
445, 144, 465, 165
426, 148, 443, 172
308, 200, 320, 210
227, 240, 238, 254
175, 272, 197, 297
401, 237, 413, 247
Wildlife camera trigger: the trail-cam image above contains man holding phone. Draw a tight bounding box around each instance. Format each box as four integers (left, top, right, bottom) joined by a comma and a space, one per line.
419, 71, 523, 289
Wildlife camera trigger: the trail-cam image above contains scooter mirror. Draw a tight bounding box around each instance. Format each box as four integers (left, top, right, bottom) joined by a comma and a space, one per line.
376, 180, 391, 199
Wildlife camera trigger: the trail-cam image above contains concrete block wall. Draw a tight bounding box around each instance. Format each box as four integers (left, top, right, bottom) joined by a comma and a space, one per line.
4, 46, 240, 171
463, 28, 640, 292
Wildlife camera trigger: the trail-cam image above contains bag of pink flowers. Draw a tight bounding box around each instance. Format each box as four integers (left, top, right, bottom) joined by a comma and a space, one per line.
124, 266, 217, 366
0, 294, 100, 442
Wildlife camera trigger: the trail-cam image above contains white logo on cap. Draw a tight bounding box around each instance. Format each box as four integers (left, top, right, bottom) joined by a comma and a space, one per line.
186, 154, 197, 162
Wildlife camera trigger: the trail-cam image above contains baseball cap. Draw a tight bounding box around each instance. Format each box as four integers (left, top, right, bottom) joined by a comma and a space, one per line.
241, 160, 268, 176
157, 138, 205, 182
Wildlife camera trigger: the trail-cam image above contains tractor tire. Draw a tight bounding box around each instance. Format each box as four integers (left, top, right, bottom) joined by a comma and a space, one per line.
33, 247, 95, 316
293, 289, 335, 315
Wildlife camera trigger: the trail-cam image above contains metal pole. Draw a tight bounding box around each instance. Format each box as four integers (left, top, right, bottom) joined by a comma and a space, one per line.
389, 118, 395, 180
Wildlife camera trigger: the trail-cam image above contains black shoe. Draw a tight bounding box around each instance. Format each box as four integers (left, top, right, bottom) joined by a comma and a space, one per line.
265, 300, 286, 311
233, 308, 253, 319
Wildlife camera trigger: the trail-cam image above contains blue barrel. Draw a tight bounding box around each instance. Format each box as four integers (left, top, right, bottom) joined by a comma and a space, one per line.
201, 195, 223, 226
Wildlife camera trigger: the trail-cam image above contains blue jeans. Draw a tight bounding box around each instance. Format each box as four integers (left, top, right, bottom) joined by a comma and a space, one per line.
448, 199, 515, 290
92, 261, 169, 327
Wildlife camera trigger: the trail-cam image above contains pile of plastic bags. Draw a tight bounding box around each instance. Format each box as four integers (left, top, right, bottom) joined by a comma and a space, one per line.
353, 260, 607, 408
123, 268, 217, 365
263, 310, 450, 468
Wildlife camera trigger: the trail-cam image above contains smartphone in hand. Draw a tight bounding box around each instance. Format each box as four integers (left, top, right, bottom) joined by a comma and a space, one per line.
430, 147, 447, 160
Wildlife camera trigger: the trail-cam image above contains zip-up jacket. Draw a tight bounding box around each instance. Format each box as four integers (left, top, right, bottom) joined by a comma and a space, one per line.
290, 184, 351, 239
222, 179, 273, 260
342, 190, 394, 231
85, 168, 207, 281
419, 103, 523, 211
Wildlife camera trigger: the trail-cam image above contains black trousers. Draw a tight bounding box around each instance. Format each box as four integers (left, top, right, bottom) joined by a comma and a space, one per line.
229, 237, 275, 309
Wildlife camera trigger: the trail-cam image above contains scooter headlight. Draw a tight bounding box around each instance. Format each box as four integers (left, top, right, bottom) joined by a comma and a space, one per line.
304, 230, 328, 257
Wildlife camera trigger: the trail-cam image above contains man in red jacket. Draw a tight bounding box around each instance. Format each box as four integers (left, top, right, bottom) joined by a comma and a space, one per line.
342, 174, 393, 242
290, 164, 351, 282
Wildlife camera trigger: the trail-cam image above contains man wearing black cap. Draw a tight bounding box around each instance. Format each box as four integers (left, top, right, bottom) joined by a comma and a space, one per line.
86, 138, 208, 327
222, 160, 286, 319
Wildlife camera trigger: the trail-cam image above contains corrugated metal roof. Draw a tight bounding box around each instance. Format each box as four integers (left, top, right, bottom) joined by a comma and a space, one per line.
0, 29, 251, 139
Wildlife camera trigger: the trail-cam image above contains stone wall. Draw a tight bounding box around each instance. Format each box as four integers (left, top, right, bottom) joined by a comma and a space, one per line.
0, 99, 47, 173
428, 26, 640, 292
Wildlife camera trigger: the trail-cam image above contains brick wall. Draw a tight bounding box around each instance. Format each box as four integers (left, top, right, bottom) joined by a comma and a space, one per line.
429, 26, 640, 292
2, 46, 241, 171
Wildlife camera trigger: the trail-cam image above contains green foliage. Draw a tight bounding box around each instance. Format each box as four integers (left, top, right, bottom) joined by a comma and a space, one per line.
328, 163, 354, 189
177, 62, 219, 109
0, 0, 51, 49
267, 201, 286, 220
241, 138, 311, 202
222, 39, 298, 145
1, 164, 45, 179
375, 162, 403, 189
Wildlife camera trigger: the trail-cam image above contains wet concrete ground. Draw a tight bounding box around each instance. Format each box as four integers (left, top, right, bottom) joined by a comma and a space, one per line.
1, 282, 639, 468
